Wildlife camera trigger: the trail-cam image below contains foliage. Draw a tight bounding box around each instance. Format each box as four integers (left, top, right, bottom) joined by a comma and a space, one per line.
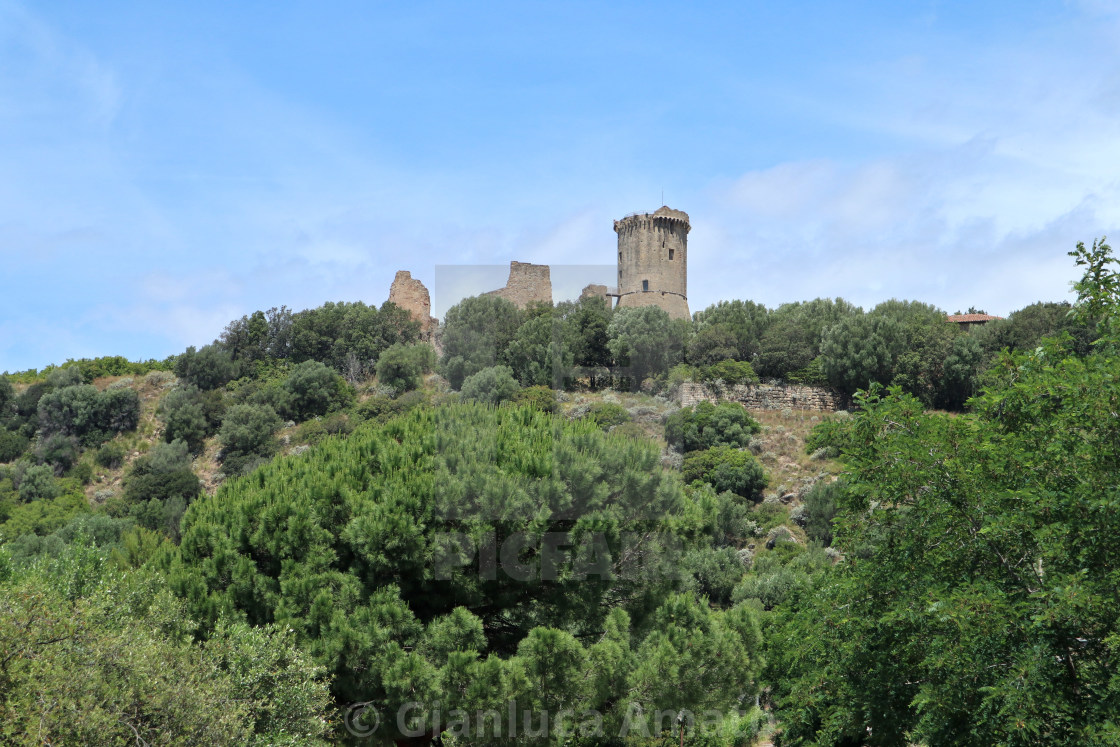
754, 298, 859, 380
687, 323, 742, 366
681, 446, 767, 500
0, 430, 29, 463
773, 242, 1120, 745
439, 295, 523, 389
219, 404, 282, 476
95, 440, 126, 469
560, 296, 613, 387
585, 401, 631, 430
167, 404, 763, 742
504, 308, 573, 387
0, 543, 333, 745
459, 365, 521, 406
175, 343, 240, 390
511, 385, 559, 413
376, 342, 436, 393
158, 384, 220, 454
798, 479, 843, 546
692, 299, 771, 361
282, 359, 351, 421
37, 384, 140, 446
699, 358, 759, 386
820, 298, 957, 404
607, 305, 685, 384
35, 433, 80, 474
17, 464, 60, 502
665, 401, 761, 452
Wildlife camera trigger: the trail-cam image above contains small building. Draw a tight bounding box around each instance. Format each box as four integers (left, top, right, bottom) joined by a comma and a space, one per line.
947, 313, 1002, 331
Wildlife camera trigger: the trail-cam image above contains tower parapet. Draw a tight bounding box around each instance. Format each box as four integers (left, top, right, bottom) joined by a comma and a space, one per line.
613, 206, 690, 320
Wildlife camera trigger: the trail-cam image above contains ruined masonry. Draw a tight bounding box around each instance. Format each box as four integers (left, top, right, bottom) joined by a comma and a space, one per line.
483, 261, 552, 309
384, 203, 692, 329
387, 271, 437, 337
677, 382, 849, 413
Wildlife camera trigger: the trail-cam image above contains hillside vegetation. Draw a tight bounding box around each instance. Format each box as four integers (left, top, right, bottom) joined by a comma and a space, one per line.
0, 240, 1116, 744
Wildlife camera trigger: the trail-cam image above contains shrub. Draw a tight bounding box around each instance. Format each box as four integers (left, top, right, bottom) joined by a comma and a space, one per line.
701, 359, 759, 386
0, 430, 29, 463
36, 433, 80, 474
17, 464, 59, 502
376, 343, 436, 393
95, 441, 126, 469
282, 360, 351, 421
585, 401, 631, 430
122, 440, 201, 529
354, 391, 428, 424
801, 479, 843, 546
682, 547, 746, 604
68, 461, 93, 485
175, 344, 239, 391
665, 401, 761, 452
219, 404, 281, 475
460, 366, 520, 406
37, 385, 139, 445
512, 385, 558, 413
682, 446, 767, 500
159, 386, 214, 454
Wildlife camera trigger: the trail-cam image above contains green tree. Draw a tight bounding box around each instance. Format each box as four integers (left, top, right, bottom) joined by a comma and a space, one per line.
175, 343, 239, 391
219, 404, 281, 476
439, 295, 523, 389
158, 385, 214, 454
693, 299, 771, 361
504, 309, 573, 387
459, 365, 521, 406
665, 401, 761, 452
607, 305, 684, 384
282, 360, 351, 421
168, 404, 762, 742
0, 544, 332, 745
376, 342, 437, 393
773, 242, 1120, 745
681, 446, 767, 500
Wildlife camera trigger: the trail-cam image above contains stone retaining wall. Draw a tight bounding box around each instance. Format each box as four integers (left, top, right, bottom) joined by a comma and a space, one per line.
676, 381, 849, 412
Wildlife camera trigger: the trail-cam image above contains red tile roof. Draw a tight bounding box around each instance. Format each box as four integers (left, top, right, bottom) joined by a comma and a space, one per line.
946, 313, 1002, 323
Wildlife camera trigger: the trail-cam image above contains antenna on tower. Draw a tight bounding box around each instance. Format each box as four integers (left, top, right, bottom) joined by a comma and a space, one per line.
661, 188, 664, 206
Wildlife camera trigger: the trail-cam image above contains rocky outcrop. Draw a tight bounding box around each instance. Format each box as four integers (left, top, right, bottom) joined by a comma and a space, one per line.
676, 381, 849, 412
388, 271, 436, 337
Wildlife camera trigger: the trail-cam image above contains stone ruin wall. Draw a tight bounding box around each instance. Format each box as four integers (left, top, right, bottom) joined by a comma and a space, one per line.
484, 261, 552, 309
676, 381, 850, 412
387, 270, 437, 337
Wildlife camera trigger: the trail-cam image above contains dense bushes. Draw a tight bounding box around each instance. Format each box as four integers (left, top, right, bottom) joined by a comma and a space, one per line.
218, 404, 281, 475
168, 403, 764, 741
665, 401, 761, 452
375, 342, 436, 393
459, 365, 520, 405
682, 446, 767, 499
36, 384, 139, 446
281, 360, 351, 420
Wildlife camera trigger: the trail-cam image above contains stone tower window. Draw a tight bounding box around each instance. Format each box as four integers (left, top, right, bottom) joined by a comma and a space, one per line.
642, 279, 649, 292
669, 249, 675, 260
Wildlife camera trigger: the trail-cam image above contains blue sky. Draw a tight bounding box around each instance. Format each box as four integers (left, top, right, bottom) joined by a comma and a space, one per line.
2, 1, 1119, 371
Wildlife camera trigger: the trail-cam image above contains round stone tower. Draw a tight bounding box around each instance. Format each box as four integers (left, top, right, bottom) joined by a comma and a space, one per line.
614, 206, 690, 320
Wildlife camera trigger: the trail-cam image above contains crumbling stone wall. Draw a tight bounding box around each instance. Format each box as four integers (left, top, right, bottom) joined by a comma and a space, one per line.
615, 206, 690, 320
484, 261, 552, 309
388, 270, 436, 337
676, 381, 849, 412
580, 283, 612, 310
